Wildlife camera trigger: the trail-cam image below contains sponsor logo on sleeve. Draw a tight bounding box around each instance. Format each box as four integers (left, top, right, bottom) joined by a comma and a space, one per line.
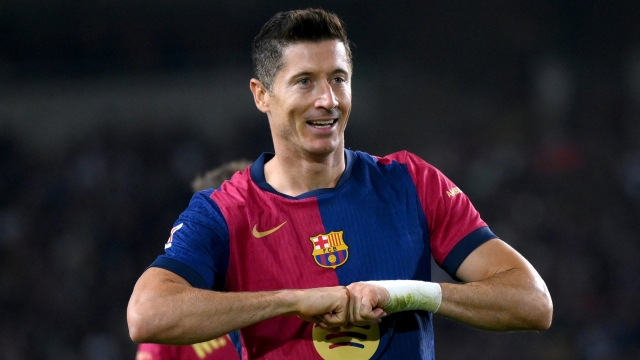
165, 223, 183, 249
446, 187, 462, 198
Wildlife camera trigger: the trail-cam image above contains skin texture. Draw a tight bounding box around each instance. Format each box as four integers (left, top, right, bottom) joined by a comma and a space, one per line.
347, 239, 553, 331
128, 268, 352, 344
250, 40, 352, 197
127, 39, 552, 345
440, 238, 553, 331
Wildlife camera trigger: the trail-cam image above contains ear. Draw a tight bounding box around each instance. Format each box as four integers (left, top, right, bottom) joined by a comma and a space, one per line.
250, 78, 269, 113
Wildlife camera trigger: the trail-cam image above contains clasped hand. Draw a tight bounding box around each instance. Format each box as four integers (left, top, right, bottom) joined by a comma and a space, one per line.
295, 282, 390, 331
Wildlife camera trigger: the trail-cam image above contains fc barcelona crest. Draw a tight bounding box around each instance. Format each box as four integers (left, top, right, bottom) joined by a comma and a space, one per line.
309, 231, 349, 269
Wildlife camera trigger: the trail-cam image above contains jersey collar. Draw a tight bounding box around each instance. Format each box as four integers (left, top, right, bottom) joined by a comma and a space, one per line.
250, 149, 355, 199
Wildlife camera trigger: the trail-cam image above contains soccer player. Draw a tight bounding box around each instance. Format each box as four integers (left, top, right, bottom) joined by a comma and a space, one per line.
127, 8, 553, 360
134, 160, 250, 360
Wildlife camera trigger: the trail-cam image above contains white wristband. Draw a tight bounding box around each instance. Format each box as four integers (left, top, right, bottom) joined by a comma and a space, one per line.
365, 280, 442, 314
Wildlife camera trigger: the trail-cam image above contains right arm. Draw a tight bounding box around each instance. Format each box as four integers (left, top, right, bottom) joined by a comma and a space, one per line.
127, 267, 350, 345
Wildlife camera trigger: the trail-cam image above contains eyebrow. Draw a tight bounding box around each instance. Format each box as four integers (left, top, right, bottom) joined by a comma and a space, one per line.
289, 68, 350, 80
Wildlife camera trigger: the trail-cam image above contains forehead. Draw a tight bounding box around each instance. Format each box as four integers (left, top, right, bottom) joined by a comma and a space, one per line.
278, 40, 351, 76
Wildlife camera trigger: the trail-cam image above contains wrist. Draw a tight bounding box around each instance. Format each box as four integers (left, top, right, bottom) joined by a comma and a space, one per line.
365, 280, 442, 314
275, 289, 303, 316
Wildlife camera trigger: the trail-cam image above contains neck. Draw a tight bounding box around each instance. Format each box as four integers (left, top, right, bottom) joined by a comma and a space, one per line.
264, 147, 346, 197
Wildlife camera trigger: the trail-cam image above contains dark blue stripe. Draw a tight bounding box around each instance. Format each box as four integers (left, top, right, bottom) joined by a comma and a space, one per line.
228, 330, 243, 359
441, 226, 498, 280
148, 257, 209, 289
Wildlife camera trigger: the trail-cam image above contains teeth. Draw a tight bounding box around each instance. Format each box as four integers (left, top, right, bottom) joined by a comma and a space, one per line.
310, 120, 335, 126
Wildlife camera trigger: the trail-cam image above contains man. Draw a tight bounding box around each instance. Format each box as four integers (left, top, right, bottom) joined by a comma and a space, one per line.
135, 160, 251, 360
128, 8, 553, 360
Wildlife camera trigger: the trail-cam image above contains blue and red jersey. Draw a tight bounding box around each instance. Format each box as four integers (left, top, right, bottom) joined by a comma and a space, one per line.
135, 335, 240, 360
150, 150, 497, 360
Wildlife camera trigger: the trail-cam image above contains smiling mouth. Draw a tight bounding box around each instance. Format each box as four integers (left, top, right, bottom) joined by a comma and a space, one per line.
307, 119, 338, 128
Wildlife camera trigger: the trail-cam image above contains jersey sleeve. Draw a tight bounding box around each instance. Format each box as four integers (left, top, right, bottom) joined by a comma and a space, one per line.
149, 190, 230, 290
393, 151, 498, 279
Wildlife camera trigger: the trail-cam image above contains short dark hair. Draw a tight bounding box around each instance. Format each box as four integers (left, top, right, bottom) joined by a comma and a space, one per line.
251, 8, 352, 91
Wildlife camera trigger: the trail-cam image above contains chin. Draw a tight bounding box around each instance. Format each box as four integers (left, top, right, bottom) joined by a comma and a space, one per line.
306, 142, 341, 155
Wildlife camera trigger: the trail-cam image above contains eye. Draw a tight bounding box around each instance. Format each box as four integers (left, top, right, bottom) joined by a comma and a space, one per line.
333, 77, 345, 84
297, 77, 311, 85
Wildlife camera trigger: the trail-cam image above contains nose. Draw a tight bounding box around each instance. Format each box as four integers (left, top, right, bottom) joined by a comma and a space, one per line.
315, 79, 338, 110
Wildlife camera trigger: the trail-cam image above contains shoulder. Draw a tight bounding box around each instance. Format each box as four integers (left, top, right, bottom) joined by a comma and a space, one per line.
354, 150, 441, 178
376, 150, 436, 169
355, 150, 461, 202
209, 166, 255, 207
177, 189, 231, 232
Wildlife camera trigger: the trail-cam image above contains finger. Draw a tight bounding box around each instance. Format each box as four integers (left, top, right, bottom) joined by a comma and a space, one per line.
353, 289, 387, 325
335, 292, 350, 324
371, 307, 387, 321
349, 291, 361, 324
351, 286, 376, 323
359, 296, 374, 319
322, 311, 344, 327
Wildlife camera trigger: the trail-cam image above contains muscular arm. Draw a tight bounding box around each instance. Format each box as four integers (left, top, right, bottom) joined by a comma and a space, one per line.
347, 239, 552, 331
437, 238, 553, 331
127, 267, 349, 344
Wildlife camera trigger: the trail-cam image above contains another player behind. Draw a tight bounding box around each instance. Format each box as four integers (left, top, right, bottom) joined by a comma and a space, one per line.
191, 159, 252, 193
134, 160, 251, 360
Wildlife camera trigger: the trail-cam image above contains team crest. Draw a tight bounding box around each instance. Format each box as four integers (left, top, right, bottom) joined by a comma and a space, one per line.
310, 231, 349, 269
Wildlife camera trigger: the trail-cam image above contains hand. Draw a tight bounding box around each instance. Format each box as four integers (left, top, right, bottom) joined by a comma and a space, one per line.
345, 282, 390, 326
294, 286, 349, 331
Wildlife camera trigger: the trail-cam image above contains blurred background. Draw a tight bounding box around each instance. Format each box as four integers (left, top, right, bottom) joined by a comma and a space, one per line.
1, 1, 640, 359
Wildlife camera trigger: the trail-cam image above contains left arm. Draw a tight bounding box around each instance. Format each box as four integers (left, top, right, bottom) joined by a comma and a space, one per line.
437, 238, 552, 331
347, 238, 553, 331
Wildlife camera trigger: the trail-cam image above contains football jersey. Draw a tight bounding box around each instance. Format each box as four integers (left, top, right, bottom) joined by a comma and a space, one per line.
135, 335, 240, 360
150, 150, 497, 360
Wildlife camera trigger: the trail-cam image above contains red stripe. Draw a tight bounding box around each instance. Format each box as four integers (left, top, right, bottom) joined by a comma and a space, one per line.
212, 170, 338, 359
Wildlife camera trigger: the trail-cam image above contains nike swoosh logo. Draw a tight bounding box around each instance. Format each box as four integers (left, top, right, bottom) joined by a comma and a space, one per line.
252, 221, 287, 238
